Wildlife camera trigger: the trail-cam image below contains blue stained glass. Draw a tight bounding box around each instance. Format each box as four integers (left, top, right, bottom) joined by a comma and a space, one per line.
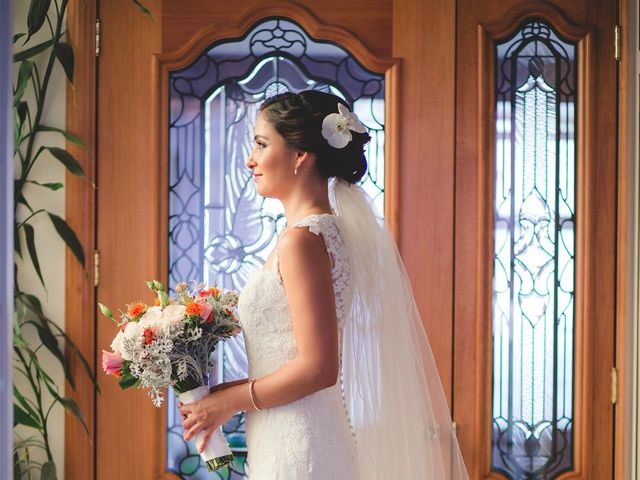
491, 20, 576, 479
167, 18, 385, 478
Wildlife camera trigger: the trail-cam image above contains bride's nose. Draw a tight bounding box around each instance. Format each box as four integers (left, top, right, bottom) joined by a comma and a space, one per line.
246, 153, 256, 170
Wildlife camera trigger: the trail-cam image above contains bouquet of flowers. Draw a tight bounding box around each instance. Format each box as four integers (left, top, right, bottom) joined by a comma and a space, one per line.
99, 280, 241, 471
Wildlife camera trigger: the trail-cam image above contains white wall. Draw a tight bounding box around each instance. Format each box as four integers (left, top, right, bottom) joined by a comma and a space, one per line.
12, 0, 67, 477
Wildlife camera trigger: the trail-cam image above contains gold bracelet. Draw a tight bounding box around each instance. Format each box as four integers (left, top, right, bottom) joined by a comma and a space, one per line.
249, 378, 262, 411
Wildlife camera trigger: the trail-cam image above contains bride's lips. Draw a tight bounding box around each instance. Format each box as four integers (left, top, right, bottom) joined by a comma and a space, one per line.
253, 174, 262, 179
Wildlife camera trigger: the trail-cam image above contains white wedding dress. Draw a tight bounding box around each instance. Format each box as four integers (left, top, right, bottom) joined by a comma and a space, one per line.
238, 213, 359, 479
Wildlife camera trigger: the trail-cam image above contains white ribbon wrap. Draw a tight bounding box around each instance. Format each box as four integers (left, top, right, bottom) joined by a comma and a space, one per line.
178, 386, 233, 463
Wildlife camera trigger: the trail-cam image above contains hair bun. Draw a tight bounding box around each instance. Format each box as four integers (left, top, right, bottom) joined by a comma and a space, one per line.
260, 90, 371, 184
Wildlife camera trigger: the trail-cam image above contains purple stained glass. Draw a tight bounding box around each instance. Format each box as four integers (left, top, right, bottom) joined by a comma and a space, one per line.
166, 18, 385, 479
491, 20, 576, 479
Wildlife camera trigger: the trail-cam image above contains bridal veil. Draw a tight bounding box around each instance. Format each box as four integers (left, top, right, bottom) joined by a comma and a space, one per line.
329, 177, 469, 479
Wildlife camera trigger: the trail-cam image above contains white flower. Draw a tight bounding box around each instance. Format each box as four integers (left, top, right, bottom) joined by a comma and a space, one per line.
161, 304, 187, 325
321, 103, 367, 149
111, 321, 142, 361
110, 331, 126, 358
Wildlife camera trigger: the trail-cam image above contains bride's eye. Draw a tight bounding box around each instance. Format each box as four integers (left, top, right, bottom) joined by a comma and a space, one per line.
254, 139, 266, 149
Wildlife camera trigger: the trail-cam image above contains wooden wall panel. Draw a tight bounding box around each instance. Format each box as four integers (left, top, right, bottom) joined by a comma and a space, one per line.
617, 0, 635, 478
161, 0, 392, 59
95, 0, 164, 478
65, 1, 97, 478
392, 0, 457, 409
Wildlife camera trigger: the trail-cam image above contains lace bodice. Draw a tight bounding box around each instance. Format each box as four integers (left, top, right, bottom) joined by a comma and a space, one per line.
271, 214, 353, 326
237, 213, 359, 479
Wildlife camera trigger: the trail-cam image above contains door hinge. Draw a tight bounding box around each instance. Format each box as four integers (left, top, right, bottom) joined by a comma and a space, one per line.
93, 249, 100, 287
95, 18, 101, 57
611, 367, 618, 404
614, 24, 621, 61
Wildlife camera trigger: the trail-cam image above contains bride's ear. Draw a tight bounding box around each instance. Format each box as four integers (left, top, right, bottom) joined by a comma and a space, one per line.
294, 150, 315, 172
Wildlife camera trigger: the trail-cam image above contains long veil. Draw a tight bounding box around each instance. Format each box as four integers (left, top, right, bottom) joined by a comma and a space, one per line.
329, 177, 469, 479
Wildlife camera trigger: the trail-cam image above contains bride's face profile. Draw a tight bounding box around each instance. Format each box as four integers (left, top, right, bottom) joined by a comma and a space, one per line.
246, 111, 298, 199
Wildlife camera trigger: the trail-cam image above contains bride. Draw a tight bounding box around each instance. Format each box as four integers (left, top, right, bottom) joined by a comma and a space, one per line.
178, 90, 469, 479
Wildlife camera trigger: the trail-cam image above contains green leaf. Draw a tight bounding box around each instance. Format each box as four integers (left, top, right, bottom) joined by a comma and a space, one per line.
22, 292, 43, 315
14, 403, 42, 429
41, 460, 57, 480
17, 192, 34, 214
132, 0, 154, 20
14, 61, 34, 106
14, 108, 22, 149
14, 385, 40, 423
13, 451, 22, 480
26, 0, 52, 40
13, 38, 53, 62
118, 373, 138, 390
40, 317, 100, 393
13, 33, 27, 44
27, 180, 64, 191
14, 226, 23, 260
46, 147, 85, 177
59, 397, 88, 434
17, 101, 29, 127
48, 213, 85, 267
23, 223, 45, 289
39, 125, 86, 147
31, 321, 76, 389
54, 42, 74, 83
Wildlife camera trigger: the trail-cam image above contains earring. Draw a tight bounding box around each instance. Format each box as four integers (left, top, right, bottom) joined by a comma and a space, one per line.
294, 166, 298, 175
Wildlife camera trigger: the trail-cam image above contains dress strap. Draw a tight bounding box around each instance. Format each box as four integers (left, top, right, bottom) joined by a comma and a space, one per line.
269, 213, 333, 277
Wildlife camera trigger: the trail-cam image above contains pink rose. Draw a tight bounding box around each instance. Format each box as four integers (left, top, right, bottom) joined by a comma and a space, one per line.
102, 350, 124, 376
199, 300, 213, 322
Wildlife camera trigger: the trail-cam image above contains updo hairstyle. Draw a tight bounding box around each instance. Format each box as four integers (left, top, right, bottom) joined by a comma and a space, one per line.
259, 90, 371, 184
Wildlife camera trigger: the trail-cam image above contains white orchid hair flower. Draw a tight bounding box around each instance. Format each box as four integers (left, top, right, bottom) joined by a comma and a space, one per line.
321, 103, 367, 149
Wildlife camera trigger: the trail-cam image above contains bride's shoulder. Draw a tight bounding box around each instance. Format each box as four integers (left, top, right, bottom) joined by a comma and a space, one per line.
276, 226, 333, 279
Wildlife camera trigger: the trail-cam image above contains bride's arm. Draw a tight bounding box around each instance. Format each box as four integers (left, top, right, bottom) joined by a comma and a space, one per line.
224, 227, 340, 410
209, 378, 248, 394
180, 227, 339, 443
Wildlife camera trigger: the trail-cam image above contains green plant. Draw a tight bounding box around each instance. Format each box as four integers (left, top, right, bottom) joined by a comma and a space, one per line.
12, 0, 151, 478
13, 0, 92, 478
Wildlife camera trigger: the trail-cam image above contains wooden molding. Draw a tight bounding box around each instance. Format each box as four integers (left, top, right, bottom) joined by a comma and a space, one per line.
64, 0, 97, 478
616, 0, 633, 477
156, 2, 396, 74
480, 0, 590, 41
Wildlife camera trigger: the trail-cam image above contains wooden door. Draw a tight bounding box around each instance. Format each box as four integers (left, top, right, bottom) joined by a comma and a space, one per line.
453, 1, 618, 478
93, 2, 400, 479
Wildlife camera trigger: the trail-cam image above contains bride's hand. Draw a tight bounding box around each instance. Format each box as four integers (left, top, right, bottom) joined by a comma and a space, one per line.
177, 391, 232, 452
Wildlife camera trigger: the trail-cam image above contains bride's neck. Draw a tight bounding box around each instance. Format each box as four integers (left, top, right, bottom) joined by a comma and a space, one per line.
281, 180, 332, 226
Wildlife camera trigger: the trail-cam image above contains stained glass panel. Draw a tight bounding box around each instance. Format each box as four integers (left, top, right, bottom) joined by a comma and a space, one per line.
167, 18, 385, 478
491, 20, 576, 479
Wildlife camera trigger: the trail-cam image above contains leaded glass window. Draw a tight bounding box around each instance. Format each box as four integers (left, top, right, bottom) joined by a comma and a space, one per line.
491, 19, 576, 479
166, 18, 385, 478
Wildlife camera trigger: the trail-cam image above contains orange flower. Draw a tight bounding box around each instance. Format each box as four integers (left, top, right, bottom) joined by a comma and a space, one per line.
153, 298, 161, 306
185, 302, 204, 317
199, 287, 220, 298
127, 302, 147, 318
